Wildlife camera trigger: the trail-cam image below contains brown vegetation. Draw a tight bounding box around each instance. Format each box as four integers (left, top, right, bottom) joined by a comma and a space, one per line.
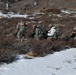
0, 13, 76, 64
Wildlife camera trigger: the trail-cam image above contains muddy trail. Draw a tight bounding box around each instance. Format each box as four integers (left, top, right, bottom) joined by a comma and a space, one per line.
0, 13, 76, 64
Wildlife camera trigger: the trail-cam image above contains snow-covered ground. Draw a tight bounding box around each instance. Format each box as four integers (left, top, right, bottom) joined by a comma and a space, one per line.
61, 9, 76, 14
0, 11, 28, 18
0, 9, 76, 19
0, 48, 76, 75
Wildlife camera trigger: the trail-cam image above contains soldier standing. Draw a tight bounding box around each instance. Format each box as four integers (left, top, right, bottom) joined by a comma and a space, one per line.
16, 20, 27, 42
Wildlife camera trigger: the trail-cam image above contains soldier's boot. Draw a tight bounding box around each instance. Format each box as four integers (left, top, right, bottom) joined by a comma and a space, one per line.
20, 38, 24, 42
20, 39, 24, 42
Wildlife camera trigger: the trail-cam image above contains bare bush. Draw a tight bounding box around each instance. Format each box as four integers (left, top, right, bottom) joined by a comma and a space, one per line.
0, 16, 76, 63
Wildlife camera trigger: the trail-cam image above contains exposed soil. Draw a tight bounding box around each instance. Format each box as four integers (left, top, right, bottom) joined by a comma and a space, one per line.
0, 0, 76, 14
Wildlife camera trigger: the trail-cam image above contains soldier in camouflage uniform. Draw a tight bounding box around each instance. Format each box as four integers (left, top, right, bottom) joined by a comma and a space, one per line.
34, 25, 45, 40
70, 26, 76, 39
16, 21, 27, 41
53, 25, 62, 39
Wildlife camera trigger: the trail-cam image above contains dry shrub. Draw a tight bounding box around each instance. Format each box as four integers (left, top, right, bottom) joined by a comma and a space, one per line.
26, 39, 53, 57
0, 16, 76, 63
42, 8, 61, 14
24, 39, 69, 57
68, 39, 76, 47
0, 49, 17, 64
51, 40, 67, 51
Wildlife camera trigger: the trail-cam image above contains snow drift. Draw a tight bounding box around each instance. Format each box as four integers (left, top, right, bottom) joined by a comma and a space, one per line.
0, 48, 76, 75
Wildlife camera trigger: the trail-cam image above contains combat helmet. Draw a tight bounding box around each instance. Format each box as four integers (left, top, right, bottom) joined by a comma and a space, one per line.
20, 21, 24, 26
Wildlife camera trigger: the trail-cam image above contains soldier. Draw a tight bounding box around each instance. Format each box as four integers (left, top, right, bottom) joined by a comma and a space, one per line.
16, 20, 27, 42
41, 25, 47, 39
70, 26, 76, 39
34, 25, 46, 40
53, 25, 63, 39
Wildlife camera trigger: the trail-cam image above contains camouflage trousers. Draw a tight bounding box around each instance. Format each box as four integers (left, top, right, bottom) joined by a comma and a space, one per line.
17, 30, 26, 39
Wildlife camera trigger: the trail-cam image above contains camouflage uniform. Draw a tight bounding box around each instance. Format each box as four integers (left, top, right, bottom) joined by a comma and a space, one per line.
34, 25, 44, 40
53, 26, 62, 39
16, 21, 27, 40
70, 26, 76, 39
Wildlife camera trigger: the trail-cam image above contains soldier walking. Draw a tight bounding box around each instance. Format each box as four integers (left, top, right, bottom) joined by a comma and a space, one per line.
16, 20, 27, 42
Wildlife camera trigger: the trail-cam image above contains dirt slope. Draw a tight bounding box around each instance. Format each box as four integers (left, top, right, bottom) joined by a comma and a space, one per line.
0, 0, 76, 13
10, 0, 76, 13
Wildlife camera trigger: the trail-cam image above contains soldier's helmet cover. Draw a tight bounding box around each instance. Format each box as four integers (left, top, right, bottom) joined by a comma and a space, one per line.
20, 21, 24, 26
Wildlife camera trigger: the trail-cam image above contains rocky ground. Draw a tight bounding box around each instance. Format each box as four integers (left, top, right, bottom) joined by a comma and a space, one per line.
0, 8, 76, 64
1, 0, 76, 14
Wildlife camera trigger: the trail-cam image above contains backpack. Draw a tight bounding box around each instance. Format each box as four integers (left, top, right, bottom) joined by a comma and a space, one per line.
55, 27, 62, 36
37, 25, 47, 38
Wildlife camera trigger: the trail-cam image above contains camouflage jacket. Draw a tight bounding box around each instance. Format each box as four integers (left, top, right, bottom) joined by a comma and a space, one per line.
16, 23, 27, 32
34, 27, 43, 38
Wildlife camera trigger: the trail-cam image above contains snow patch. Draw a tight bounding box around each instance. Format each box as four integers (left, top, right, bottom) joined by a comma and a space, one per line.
61, 9, 76, 15
0, 11, 28, 18
0, 48, 76, 75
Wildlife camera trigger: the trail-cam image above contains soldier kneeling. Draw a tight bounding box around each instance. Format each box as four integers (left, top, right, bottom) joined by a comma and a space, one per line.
33, 25, 47, 40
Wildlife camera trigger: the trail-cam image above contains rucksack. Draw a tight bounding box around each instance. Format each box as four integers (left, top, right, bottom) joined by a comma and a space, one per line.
55, 27, 62, 36
37, 25, 47, 38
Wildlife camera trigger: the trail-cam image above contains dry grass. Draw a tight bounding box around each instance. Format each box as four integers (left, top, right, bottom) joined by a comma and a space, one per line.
0, 14, 76, 63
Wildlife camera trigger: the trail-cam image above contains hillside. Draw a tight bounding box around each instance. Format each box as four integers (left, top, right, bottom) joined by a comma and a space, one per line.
0, 0, 76, 64
0, 0, 76, 13
11, 0, 76, 13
